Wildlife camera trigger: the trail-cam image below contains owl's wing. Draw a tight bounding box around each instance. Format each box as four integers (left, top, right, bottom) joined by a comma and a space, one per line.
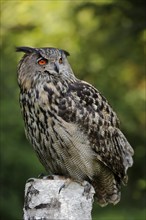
58, 80, 134, 183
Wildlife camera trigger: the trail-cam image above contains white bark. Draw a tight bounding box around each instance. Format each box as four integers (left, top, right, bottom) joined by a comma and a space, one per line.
23, 177, 95, 220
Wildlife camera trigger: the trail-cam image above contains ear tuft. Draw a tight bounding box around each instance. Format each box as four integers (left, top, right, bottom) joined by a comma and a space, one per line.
16, 46, 37, 54
62, 50, 70, 56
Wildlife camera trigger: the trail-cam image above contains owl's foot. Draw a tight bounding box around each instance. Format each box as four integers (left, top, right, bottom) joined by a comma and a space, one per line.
82, 181, 92, 199
38, 174, 66, 180
40, 174, 55, 180
58, 178, 92, 199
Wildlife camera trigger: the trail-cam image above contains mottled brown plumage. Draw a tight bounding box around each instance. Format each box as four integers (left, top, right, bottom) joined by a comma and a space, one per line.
16, 46, 134, 206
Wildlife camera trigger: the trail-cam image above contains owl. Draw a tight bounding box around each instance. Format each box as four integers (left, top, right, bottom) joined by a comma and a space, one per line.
16, 46, 134, 207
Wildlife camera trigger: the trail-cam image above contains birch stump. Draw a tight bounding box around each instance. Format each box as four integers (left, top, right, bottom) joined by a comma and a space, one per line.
23, 177, 95, 220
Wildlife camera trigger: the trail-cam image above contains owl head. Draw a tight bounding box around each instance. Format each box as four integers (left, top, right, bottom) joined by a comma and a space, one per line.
16, 46, 75, 90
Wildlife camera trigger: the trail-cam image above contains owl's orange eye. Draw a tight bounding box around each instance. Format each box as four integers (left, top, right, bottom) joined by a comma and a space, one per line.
59, 57, 63, 64
38, 58, 47, 65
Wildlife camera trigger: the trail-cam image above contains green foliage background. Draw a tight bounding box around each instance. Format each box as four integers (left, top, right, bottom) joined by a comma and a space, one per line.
0, 0, 145, 219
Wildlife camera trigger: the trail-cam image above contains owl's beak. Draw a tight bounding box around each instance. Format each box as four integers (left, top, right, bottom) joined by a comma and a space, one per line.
54, 62, 59, 73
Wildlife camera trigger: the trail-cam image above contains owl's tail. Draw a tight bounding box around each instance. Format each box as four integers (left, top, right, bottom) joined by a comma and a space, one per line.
92, 167, 121, 207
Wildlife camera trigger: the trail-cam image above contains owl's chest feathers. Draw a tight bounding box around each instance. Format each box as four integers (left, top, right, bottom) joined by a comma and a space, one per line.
20, 83, 95, 179
20, 83, 62, 143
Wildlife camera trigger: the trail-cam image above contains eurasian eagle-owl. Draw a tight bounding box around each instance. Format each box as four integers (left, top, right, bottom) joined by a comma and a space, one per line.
16, 46, 134, 206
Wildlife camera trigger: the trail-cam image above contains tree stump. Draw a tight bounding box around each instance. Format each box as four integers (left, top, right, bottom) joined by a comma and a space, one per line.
23, 177, 95, 220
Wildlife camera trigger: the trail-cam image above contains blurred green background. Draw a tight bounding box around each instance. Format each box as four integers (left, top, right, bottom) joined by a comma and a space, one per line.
0, 0, 145, 219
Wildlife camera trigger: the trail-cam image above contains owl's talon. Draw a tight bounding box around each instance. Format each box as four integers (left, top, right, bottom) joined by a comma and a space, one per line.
41, 174, 55, 180
58, 178, 72, 194
26, 178, 35, 183
59, 183, 66, 194
38, 173, 45, 178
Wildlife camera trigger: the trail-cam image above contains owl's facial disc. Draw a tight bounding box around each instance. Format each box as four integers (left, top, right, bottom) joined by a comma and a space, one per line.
16, 47, 68, 76
34, 48, 69, 76
17, 46, 74, 85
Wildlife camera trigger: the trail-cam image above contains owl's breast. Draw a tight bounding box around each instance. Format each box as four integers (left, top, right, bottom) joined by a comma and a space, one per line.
19, 87, 97, 180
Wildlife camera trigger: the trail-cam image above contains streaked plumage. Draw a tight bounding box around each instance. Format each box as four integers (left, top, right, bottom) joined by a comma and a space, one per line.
16, 46, 134, 206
